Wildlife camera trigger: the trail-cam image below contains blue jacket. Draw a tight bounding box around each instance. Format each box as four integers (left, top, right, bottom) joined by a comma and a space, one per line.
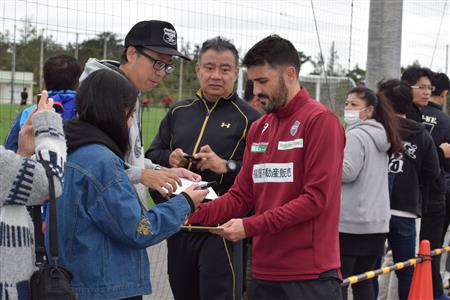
46, 143, 191, 300
20, 91, 77, 127
4, 91, 77, 152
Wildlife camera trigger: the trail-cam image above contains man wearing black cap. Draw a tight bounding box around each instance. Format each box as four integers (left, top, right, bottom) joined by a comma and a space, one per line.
80, 20, 199, 207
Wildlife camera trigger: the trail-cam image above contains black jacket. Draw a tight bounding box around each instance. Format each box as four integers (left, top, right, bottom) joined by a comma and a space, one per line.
146, 91, 260, 197
421, 102, 450, 195
389, 117, 440, 215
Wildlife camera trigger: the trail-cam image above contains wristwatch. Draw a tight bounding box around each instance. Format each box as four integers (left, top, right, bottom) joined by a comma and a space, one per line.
226, 160, 237, 172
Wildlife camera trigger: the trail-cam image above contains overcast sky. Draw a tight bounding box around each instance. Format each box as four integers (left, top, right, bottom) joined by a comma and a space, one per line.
1, 0, 449, 74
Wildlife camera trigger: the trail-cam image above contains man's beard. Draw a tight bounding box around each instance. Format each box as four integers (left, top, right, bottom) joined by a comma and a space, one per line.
257, 76, 288, 113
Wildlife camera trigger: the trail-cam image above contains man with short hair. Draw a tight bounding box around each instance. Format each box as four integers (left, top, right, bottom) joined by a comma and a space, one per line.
401, 66, 434, 122
188, 35, 345, 300
403, 67, 450, 300
4, 54, 81, 152
80, 20, 197, 204
146, 36, 260, 300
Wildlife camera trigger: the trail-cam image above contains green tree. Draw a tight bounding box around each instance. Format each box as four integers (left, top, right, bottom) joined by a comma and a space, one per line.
346, 64, 366, 85
72, 32, 123, 65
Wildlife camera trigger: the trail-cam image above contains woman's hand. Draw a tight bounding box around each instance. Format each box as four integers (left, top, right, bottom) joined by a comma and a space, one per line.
183, 184, 209, 209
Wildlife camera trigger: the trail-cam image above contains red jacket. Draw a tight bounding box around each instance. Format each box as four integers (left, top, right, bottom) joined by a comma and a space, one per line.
189, 88, 345, 281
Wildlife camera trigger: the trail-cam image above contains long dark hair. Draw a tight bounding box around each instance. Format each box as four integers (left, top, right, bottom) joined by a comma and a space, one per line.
347, 86, 403, 155
76, 69, 138, 156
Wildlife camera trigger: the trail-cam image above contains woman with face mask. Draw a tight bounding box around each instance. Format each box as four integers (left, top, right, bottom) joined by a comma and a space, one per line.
339, 86, 403, 300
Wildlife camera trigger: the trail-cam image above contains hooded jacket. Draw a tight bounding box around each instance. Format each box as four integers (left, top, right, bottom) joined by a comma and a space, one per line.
79, 58, 159, 206
389, 117, 439, 216
49, 118, 193, 300
4, 90, 76, 152
421, 101, 450, 194
340, 119, 390, 234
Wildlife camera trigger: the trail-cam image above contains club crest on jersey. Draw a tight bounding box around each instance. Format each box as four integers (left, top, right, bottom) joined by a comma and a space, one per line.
290, 120, 300, 136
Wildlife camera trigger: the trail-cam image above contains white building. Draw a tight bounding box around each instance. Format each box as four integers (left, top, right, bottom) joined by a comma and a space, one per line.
0, 71, 34, 104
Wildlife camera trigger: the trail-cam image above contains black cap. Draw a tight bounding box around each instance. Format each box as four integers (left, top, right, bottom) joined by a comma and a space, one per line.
124, 20, 190, 61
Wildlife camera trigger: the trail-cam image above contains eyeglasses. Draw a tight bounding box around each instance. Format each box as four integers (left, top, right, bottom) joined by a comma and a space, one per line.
410, 85, 436, 92
136, 49, 176, 74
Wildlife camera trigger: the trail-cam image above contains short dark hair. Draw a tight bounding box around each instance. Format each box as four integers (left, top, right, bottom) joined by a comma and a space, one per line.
198, 36, 239, 67
76, 69, 138, 156
44, 54, 81, 90
431, 72, 450, 96
401, 66, 434, 86
120, 48, 128, 64
242, 35, 300, 76
377, 79, 412, 115
243, 80, 254, 102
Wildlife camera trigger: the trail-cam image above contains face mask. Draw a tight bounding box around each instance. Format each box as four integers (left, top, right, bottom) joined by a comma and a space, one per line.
344, 109, 362, 125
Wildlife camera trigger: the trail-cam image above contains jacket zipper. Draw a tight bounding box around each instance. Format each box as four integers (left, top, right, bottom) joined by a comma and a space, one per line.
188, 100, 220, 170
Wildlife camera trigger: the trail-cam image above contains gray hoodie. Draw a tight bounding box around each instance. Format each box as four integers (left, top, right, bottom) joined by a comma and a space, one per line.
80, 58, 159, 207
339, 119, 391, 234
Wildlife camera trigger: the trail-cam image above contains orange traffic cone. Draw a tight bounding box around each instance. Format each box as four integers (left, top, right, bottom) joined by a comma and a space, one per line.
408, 240, 433, 300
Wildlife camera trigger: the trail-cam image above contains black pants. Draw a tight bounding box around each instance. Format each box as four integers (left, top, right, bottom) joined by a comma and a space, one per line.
252, 277, 342, 300
441, 192, 450, 245
167, 230, 243, 300
420, 200, 445, 298
340, 254, 379, 300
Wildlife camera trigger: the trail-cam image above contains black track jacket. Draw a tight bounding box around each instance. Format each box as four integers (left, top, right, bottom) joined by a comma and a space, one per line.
146, 90, 260, 197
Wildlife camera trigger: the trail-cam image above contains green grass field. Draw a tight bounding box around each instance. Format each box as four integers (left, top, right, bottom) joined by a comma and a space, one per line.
0, 103, 167, 150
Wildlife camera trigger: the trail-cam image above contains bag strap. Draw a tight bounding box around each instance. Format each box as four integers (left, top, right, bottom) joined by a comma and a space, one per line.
41, 161, 59, 263
32, 161, 59, 265
32, 205, 46, 266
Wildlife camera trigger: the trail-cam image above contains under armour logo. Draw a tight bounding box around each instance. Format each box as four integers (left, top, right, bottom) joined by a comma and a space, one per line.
221, 122, 231, 128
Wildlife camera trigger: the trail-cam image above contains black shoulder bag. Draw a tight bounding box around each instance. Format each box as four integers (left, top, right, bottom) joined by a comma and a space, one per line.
30, 161, 78, 300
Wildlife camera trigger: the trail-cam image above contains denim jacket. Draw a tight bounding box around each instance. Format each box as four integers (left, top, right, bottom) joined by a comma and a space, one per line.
45, 143, 191, 300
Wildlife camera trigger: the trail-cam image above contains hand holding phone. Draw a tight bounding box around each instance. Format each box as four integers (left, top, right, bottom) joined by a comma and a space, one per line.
183, 154, 201, 162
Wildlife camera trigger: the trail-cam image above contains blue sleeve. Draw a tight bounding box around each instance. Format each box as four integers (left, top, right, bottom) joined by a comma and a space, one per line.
4, 112, 22, 151
19, 105, 36, 128
86, 163, 191, 248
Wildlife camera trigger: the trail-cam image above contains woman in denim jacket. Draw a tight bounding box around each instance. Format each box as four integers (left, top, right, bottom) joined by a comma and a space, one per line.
48, 69, 208, 300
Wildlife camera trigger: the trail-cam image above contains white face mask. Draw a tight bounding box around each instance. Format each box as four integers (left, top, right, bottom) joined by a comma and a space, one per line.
344, 109, 362, 125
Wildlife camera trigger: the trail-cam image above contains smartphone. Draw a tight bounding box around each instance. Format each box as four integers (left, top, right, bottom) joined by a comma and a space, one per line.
183, 154, 201, 161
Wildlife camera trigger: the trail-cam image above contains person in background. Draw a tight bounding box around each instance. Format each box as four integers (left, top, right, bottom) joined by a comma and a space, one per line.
378, 79, 440, 300
162, 94, 173, 111
339, 86, 403, 300
243, 79, 265, 114
4, 55, 81, 152
20, 87, 28, 109
402, 67, 450, 299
